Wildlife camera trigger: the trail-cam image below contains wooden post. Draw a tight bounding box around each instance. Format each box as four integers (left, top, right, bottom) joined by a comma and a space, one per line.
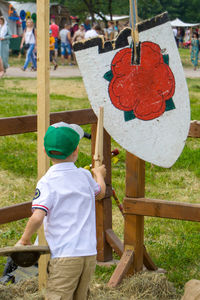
37, 0, 50, 291
93, 107, 104, 168
91, 124, 112, 262
108, 153, 145, 287
124, 152, 145, 273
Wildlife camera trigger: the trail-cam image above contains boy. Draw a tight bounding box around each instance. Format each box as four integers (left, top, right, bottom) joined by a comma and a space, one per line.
59, 24, 73, 66
50, 18, 59, 59
17, 122, 106, 300
49, 29, 58, 70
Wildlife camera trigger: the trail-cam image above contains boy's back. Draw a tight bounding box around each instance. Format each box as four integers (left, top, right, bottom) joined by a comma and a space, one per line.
33, 162, 100, 258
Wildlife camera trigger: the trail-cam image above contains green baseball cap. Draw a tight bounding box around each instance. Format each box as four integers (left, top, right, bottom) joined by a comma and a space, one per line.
44, 122, 84, 159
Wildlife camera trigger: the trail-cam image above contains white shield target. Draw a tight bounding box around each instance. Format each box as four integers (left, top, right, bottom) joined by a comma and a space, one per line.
73, 13, 190, 168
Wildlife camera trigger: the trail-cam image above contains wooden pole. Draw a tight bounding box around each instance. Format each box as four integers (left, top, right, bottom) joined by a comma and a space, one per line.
108, 153, 145, 287
37, 0, 50, 291
124, 152, 145, 273
129, 0, 139, 63
92, 109, 113, 262
93, 107, 104, 168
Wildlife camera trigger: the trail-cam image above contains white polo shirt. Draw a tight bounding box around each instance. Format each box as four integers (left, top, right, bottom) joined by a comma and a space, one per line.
32, 162, 101, 258
84, 29, 98, 39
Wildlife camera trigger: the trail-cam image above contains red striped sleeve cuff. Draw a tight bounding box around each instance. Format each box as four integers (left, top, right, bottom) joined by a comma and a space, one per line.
32, 204, 49, 213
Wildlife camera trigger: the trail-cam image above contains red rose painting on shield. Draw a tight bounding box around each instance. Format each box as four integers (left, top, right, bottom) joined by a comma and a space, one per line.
108, 41, 175, 121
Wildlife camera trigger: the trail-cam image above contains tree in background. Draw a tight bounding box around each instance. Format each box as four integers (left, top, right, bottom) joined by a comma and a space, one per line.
12, 0, 200, 24
62, 0, 200, 23
63, 0, 113, 24
138, 0, 162, 20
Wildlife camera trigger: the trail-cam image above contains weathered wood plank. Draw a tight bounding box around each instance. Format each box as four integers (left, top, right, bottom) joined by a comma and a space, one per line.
105, 229, 123, 258
0, 202, 32, 225
124, 197, 200, 222
0, 115, 199, 138
0, 109, 96, 136
143, 245, 158, 271
107, 249, 134, 288
37, 0, 50, 290
93, 125, 113, 262
105, 228, 157, 271
188, 120, 200, 138
125, 153, 145, 273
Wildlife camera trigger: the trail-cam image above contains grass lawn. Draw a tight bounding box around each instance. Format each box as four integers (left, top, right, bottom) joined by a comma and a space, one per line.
0, 51, 200, 298
179, 48, 192, 68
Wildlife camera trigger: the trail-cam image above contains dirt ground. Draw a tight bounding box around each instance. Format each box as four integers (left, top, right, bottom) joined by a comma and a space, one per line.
4, 66, 81, 78
3, 66, 200, 79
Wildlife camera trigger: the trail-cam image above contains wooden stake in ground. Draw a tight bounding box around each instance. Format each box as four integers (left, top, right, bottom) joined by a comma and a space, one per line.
93, 107, 113, 262
93, 107, 104, 168
36, 0, 50, 291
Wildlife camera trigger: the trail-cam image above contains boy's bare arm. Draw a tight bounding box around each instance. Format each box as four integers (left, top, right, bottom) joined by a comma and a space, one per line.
92, 165, 106, 201
17, 209, 46, 246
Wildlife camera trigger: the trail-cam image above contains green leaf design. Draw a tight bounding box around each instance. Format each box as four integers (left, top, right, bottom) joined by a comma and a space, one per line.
166, 98, 176, 111
124, 110, 136, 121
103, 70, 113, 82
163, 54, 169, 65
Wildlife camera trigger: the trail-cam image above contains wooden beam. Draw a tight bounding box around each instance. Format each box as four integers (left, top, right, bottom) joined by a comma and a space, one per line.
124, 153, 145, 273
123, 197, 200, 222
143, 245, 157, 271
188, 120, 200, 138
105, 229, 157, 270
0, 202, 32, 225
94, 107, 104, 168
105, 229, 123, 258
37, 0, 50, 290
92, 125, 113, 262
107, 249, 134, 288
0, 113, 199, 139
0, 109, 96, 136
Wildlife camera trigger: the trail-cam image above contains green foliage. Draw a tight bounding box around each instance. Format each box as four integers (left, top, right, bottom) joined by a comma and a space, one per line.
56, 0, 199, 23
138, 0, 162, 20
160, 0, 200, 22
12, 0, 199, 24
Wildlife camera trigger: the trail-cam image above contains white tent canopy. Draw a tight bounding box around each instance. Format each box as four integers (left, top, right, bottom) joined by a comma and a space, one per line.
10, 1, 60, 15
170, 18, 200, 27
89, 14, 129, 22
10, 1, 36, 15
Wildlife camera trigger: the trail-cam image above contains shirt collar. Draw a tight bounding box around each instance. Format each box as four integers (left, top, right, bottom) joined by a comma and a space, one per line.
49, 162, 77, 172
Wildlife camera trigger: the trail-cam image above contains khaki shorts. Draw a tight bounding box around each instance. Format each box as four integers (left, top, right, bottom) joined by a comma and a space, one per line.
46, 255, 96, 300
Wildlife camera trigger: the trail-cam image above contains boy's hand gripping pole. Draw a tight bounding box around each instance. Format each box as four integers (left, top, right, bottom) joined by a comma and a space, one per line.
94, 107, 104, 168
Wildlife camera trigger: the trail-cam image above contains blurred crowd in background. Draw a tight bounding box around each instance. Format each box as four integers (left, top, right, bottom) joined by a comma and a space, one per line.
0, 13, 199, 76
173, 26, 200, 70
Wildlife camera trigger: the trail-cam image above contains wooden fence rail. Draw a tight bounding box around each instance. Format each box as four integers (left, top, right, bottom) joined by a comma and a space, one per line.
0, 202, 32, 225
0, 109, 97, 136
0, 111, 199, 138
124, 197, 200, 222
